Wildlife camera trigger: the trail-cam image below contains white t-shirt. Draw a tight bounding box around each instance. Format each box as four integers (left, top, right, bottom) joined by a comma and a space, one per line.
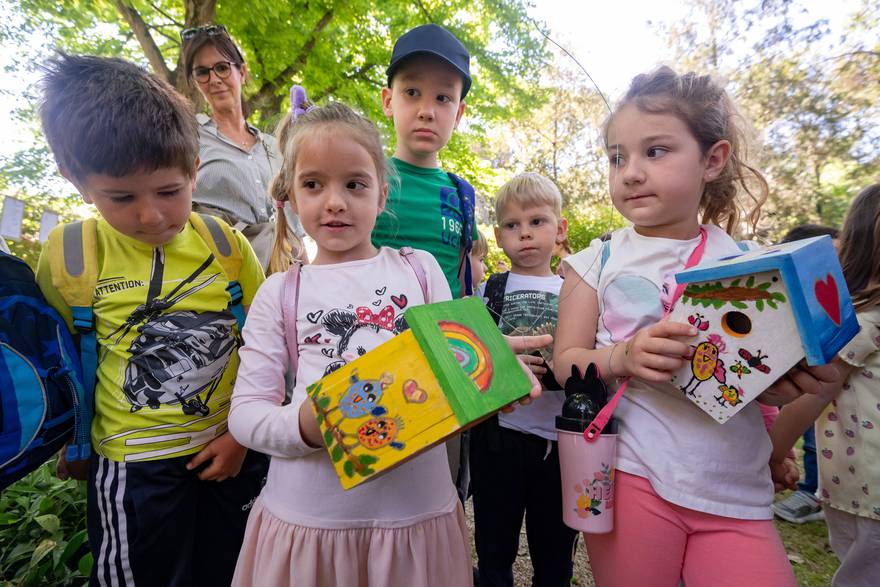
565, 225, 774, 520
230, 247, 459, 529
480, 272, 566, 440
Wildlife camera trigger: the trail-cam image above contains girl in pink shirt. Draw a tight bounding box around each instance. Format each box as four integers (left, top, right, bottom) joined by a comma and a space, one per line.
227, 101, 469, 586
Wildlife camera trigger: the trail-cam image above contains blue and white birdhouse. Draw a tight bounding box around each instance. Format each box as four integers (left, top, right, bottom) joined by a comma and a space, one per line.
668, 235, 859, 423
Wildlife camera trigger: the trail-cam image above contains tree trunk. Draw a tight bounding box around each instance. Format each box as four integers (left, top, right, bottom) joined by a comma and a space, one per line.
115, 1, 173, 83
245, 8, 335, 115
177, 0, 218, 110
113, 0, 217, 110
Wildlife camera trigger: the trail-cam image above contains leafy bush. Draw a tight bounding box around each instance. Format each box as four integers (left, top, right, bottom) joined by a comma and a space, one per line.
563, 204, 626, 254
0, 462, 90, 586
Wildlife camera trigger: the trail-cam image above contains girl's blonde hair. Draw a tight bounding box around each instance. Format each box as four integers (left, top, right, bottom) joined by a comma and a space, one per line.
268, 102, 390, 274
838, 184, 880, 311
608, 66, 768, 235
471, 230, 488, 259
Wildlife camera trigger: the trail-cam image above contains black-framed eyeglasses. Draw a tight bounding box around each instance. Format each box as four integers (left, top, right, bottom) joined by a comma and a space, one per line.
181, 24, 228, 42
191, 61, 237, 83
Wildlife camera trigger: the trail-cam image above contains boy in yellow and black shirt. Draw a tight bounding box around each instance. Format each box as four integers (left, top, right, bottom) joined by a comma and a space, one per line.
36, 54, 266, 587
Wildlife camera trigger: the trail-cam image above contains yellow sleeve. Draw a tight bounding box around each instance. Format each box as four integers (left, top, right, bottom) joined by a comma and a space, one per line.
233, 228, 266, 306
35, 237, 75, 331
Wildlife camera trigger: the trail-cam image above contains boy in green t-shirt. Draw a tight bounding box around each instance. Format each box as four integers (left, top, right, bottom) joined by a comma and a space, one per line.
35, 54, 266, 586
374, 23, 478, 298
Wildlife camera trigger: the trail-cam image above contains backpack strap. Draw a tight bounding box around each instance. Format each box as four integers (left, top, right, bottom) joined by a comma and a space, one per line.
280, 249, 426, 384
599, 239, 611, 275
189, 212, 246, 331
281, 263, 303, 378
484, 272, 509, 326
399, 247, 429, 303
47, 219, 99, 461
447, 172, 476, 296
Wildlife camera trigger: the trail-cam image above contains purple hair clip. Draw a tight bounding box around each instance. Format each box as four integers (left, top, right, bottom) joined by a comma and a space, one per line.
290, 85, 315, 120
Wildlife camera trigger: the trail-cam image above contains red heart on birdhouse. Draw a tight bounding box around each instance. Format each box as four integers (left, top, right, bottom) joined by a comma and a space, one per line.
814, 274, 841, 326
402, 379, 427, 403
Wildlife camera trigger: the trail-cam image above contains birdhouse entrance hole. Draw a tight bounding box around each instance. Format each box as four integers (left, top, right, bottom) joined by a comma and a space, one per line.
721, 311, 752, 337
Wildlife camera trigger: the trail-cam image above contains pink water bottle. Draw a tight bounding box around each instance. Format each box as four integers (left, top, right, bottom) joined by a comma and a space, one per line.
556, 363, 618, 534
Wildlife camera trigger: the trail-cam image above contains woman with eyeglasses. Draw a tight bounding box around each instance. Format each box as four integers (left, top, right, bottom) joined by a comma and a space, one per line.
181, 24, 304, 271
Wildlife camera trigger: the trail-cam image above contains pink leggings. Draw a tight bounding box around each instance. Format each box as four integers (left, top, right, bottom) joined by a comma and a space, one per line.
584, 472, 795, 587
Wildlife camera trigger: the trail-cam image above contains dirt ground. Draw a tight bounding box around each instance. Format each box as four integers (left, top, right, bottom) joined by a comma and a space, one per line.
464, 500, 595, 586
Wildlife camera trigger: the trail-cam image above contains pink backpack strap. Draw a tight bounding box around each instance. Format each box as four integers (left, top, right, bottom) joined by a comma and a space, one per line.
399, 247, 429, 303
584, 228, 708, 442
281, 262, 303, 375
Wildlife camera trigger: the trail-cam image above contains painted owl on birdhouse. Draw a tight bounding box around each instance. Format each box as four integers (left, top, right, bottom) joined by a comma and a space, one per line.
668, 235, 859, 423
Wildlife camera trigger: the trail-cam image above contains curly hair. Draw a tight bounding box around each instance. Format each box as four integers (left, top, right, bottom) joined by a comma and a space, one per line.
607, 66, 768, 235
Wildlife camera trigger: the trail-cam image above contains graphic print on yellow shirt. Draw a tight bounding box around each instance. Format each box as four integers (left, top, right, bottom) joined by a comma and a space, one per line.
37, 220, 263, 463
106, 248, 235, 415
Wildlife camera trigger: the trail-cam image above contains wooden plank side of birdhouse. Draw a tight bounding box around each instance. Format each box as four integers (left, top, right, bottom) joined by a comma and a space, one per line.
306, 330, 458, 490
406, 297, 533, 424
779, 241, 860, 364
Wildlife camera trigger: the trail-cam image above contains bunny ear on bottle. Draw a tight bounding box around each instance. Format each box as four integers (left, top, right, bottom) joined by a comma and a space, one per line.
563, 364, 587, 397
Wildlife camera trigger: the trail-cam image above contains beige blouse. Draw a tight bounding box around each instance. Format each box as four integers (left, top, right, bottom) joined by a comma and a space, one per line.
818, 307, 880, 519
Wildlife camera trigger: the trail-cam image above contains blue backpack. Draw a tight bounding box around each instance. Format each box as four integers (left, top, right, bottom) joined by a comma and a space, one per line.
447, 172, 477, 296
0, 251, 88, 490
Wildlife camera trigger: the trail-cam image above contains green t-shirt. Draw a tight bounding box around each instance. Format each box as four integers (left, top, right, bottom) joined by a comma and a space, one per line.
372, 157, 474, 296
36, 218, 264, 462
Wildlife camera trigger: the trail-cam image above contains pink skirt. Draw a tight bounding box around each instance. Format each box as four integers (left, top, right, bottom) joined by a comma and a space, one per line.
232, 498, 473, 587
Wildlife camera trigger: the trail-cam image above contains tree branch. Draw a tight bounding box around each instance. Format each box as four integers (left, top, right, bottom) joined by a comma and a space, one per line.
173, 0, 217, 103
414, 0, 433, 21
150, 24, 182, 46
148, 1, 183, 28
246, 8, 335, 113
819, 49, 880, 64
182, 0, 216, 27
114, 0, 173, 84
312, 62, 379, 102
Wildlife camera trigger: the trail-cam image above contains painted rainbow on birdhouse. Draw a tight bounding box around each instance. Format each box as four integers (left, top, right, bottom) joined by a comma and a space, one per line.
440, 321, 493, 392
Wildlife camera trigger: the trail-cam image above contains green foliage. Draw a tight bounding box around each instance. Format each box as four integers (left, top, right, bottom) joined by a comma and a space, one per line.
1, 190, 83, 270
0, 462, 89, 586
480, 203, 624, 279
656, 0, 880, 240
4, 0, 548, 185
563, 204, 625, 255
2, 0, 552, 259
487, 64, 611, 211
0, 138, 87, 268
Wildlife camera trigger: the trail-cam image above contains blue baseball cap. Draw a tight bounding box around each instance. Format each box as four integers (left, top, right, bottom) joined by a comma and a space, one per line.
386, 24, 472, 99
